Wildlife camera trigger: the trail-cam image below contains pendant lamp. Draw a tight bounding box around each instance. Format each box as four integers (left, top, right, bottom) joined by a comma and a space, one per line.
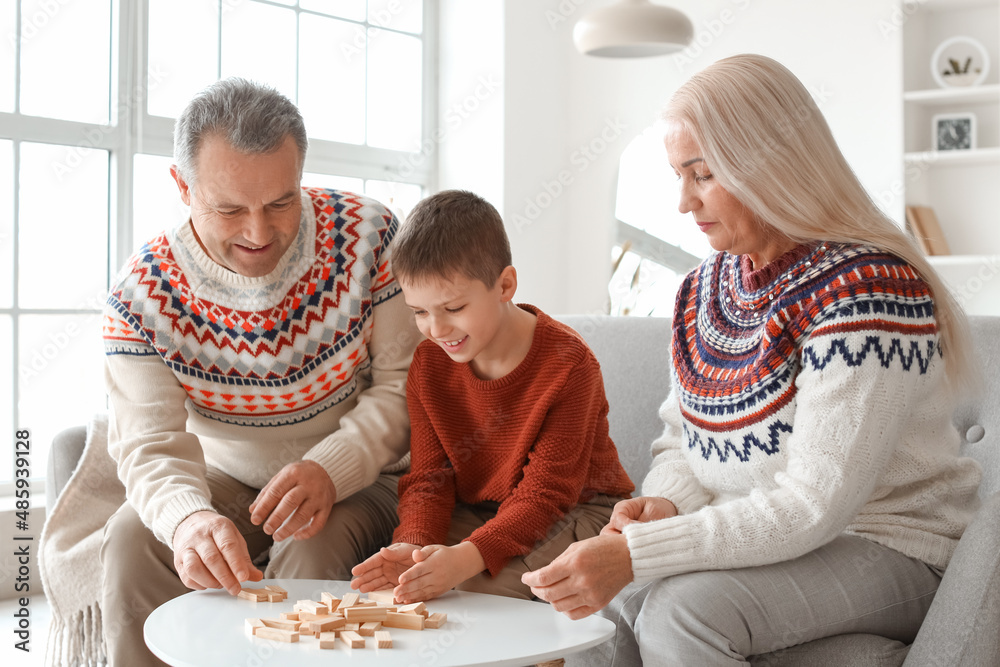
573, 0, 694, 58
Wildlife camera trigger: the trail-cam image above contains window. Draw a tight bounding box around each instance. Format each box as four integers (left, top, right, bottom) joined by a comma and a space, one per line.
1, 0, 435, 491
609, 126, 710, 316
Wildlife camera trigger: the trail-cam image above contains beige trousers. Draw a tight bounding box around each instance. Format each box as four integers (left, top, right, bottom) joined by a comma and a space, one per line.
99, 467, 400, 666
449, 495, 621, 600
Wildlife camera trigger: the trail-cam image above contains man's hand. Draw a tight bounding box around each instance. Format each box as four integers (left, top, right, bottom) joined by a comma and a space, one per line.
351, 542, 420, 593
172, 511, 262, 596
522, 534, 633, 620
601, 496, 678, 535
249, 460, 336, 541
393, 542, 486, 604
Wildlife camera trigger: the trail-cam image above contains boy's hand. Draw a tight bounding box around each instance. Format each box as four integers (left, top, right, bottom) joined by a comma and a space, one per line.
350, 542, 420, 592
393, 542, 486, 603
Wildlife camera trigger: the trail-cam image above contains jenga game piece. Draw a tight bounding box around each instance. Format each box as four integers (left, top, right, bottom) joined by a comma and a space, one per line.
397, 601, 428, 617
307, 615, 346, 636
297, 611, 332, 622
425, 612, 447, 629
264, 584, 288, 602
238, 587, 268, 602
260, 618, 301, 632
383, 611, 425, 630
344, 622, 361, 632
339, 592, 361, 608
366, 589, 397, 604
340, 630, 366, 649
358, 621, 382, 636
254, 627, 299, 643
279, 612, 300, 621
319, 632, 338, 649
245, 618, 264, 635
294, 600, 328, 615
344, 605, 389, 623
375, 630, 393, 649
321, 591, 341, 613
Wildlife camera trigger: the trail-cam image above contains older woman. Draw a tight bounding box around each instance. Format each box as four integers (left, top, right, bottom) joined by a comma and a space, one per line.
522, 54, 982, 665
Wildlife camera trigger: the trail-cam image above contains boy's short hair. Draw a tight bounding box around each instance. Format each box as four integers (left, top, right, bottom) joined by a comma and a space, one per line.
391, 190, 512, 287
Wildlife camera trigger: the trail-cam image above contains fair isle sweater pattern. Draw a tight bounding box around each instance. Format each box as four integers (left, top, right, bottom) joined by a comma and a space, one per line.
103, 188, 399, 428
672, 242, 938, 465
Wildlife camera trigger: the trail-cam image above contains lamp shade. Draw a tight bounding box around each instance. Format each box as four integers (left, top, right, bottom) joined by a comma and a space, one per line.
573, 0, 694, 58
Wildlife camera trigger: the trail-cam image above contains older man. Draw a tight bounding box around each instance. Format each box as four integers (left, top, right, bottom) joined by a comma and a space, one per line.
100, 78, 417, 664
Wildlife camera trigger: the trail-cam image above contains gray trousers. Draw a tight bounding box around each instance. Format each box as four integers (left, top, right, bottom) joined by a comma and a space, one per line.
570, 535, 942, 666
99, 467, 400, 666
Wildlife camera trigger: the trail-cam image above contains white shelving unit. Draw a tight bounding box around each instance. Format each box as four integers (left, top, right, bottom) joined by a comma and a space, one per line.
902, 0, 1000, 315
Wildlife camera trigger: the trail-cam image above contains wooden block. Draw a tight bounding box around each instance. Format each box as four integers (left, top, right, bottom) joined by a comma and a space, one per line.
294, 600, 328, 615
238, 588, 268, 602
264, 585, 288, 602
356, 599, 377, 607
267, 593, 284, 602
279, 612, 300, 621
425, 612, 447, 629
297, 611, 335, 622
344, 623, 361, 632
397, 602, 428, 617
245, 618, 265, 636
339, 592, 361, 609
260, 618, 300, 632
375, 630, 393, 649
359, 621, 382, 636
344, 605, 388, 622
366, 589, 397, 604
321, 592, 341, 613
264, 584, 288, 596
307, 616, 346, 635
340, 630, 366, 649
319, 632, 338, 649
384, 611, 425, 631
254, 627, 299, 643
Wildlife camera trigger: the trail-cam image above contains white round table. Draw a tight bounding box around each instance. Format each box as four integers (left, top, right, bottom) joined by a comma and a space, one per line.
144, 579, 614, 666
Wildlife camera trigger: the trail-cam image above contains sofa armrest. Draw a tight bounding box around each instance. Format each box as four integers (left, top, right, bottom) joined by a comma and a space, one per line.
45, 425, 87, 512
904, 490, 1000, 666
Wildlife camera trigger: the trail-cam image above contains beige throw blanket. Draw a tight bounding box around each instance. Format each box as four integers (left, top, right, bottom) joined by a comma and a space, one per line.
39, 413, 122, 667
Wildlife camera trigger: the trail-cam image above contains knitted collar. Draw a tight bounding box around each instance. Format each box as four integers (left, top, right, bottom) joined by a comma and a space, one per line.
739, 243, 815, 292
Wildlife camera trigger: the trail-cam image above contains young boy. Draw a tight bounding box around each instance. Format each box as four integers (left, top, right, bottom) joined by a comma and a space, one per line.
351, 190, 634, 603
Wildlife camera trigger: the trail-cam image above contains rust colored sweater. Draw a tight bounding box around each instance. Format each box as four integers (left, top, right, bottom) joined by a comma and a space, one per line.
393, 305, 635, 576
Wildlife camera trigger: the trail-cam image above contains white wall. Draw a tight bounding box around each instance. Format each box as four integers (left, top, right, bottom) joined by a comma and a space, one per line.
438, 0, 905, 314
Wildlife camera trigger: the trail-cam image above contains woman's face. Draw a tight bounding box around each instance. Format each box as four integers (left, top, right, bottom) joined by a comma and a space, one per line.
664, 121, 790, 269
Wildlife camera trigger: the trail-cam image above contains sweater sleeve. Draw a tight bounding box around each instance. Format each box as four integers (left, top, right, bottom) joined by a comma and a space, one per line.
303, 290, 419, 501
105, 348, 215, 546
392, 351, 457, 546
465, 355, 609, 576
625, 307, 946, 583
642, 388, 715, 514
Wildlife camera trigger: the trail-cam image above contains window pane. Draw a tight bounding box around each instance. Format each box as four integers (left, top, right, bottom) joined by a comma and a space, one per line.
302, 172, 364, 194
0, 2, 14, 112
0, 316, 11, 483
148, 0, 219, 119
299, 14, 366, 144
134, 154, 187, 249
367, 30, 422, 151
18, 142, 108, 308
300, 0, 366, 22
18, 314, 105, 483
0, 140, 12, 308
19, 0, 110, 123
221, 1, 296, 103
369, 0, 422, 35
365, 179, 422, 220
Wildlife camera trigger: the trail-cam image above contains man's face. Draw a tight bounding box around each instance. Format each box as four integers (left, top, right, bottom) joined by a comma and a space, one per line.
172, 133, 303, 278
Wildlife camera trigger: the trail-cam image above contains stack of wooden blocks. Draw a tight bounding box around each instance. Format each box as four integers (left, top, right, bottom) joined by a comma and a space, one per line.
241, 585, 448, 651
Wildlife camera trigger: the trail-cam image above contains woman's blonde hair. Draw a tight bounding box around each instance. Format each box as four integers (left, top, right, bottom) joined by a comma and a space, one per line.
663, 53, 974, 389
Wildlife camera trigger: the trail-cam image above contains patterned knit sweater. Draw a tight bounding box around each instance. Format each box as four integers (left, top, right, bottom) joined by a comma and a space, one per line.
394, 306, 635, 576
103, 188, 418, 545
625, 242, 982, 583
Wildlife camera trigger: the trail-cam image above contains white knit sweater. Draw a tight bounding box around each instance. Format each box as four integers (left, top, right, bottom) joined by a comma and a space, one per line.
625, 242, 982, 583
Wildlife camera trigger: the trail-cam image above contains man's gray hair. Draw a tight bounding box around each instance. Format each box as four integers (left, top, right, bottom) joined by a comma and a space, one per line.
173, 77, 308, 184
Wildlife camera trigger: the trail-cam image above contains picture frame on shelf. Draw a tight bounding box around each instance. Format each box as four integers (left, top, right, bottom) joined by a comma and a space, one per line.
932, 35, 990, 88
932, 112, 976, 151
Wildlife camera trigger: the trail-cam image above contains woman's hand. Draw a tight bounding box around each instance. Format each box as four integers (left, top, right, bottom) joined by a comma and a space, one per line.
393, 541, 486, 603
522, 534, 633, 619
601, 496, 678, 535
350, 542, 420, 593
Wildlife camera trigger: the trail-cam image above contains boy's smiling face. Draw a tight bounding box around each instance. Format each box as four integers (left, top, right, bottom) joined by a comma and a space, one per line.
400, 269, 517, 378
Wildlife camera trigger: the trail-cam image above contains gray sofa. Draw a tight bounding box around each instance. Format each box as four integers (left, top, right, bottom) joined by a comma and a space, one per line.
48, 315, 1000, 665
